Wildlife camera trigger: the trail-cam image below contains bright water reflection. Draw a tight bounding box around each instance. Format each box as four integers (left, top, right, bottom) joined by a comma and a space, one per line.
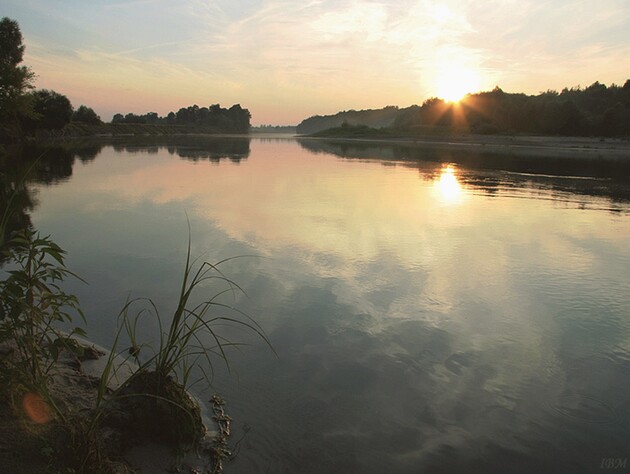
22, 138, 630, 473
435, 165, 465, 204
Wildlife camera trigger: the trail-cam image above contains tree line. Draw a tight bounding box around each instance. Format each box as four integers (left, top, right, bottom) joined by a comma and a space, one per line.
111, 103, 251, 133
296, 106, 402, 134
297, 81, 630, 137
0, 17, 250, 142
394, 82, 630, 137
0, 18, 103, 142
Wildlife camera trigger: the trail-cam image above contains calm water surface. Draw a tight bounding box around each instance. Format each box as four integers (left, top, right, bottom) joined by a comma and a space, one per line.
23, 138, 630, 473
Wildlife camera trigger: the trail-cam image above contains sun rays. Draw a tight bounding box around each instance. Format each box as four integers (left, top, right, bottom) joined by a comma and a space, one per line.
436, 64, 481, 103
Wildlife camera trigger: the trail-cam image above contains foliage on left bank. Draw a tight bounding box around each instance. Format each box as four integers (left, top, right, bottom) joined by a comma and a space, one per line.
1, 17, 252, 144
0, 17, 103, 144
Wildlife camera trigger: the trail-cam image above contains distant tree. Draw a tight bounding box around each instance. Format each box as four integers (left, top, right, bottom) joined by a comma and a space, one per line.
176, 107, 191, 124
72, 105, 101, 124
23, 89, 73, 132
111, 112, 147, 124
585, 81, 607, 94
0, 17, 35, 138
124, 113, 135, 123
108, 103, 251, 132
145, 112, 159, 124
557, 99, 585, 136
598, 103, 630, 137
228, 104, 251, 132
198, 107, 210, 124
297, 79, 630, 137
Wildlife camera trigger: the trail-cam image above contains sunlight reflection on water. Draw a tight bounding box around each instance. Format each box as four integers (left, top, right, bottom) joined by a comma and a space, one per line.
434, 164, 465, 204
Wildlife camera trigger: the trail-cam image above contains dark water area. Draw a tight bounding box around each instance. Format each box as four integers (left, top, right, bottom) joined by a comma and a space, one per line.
4, 137, 630, 473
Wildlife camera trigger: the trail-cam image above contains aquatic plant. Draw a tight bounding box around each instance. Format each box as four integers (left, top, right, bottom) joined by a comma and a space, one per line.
107, 225, 273, 447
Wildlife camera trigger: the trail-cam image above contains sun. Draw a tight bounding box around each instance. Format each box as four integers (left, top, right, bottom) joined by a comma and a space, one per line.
436, 65, 481, 103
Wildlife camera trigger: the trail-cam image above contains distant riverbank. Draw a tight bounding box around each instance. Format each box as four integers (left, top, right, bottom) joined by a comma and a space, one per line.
31, 122, 251, 139
20, 123, 630, 160
300, 128, 630, 159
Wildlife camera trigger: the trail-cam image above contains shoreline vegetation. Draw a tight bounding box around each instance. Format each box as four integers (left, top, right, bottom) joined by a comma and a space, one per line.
12, 119, 630, 161
0, 223, 270, 472
0, 335, 225, 473
2, 108, 253, 145
296, 81, 630, 138
3, 13, 629, 154
0, 17, 251, 145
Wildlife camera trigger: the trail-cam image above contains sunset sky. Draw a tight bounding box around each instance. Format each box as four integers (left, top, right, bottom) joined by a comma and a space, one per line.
4, 0, 630, 125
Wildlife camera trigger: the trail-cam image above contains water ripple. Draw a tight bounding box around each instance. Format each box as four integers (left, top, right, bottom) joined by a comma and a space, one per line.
550, 393, 617, 424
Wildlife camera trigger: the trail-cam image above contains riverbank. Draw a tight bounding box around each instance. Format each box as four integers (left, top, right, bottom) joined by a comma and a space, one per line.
29, 122, 251, 139
0, 338, 223, 473
300, 130, 630, 159
19, 122, 630, 160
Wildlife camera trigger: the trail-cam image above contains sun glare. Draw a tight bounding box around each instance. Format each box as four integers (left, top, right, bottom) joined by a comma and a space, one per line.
437, 65, 481, 103
435, 165, 464, 203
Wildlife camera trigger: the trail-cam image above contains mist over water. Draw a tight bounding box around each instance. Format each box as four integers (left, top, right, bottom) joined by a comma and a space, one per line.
24, 138, 630, 473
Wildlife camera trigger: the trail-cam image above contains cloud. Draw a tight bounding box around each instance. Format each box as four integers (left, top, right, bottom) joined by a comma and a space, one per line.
462, 0, 630, 88
185, 0, 487, 113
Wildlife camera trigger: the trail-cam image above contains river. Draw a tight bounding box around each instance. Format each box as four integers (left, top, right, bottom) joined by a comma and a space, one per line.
17, 136, 630, 473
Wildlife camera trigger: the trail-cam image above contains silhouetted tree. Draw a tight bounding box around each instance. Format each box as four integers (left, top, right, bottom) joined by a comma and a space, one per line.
107, 104, 252, 131
23, 89, 73, 133
0, 17, 35, 140
228, 104, 251, 132
296, 106, 402, 134
124, 112, 146, 124
145, 112, 159, 124
301, 79, 630, 137
72, 105, 101, 124
175, 107, 191, 123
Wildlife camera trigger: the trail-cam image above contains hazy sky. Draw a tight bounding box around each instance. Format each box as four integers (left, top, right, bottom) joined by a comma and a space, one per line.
5, 0, 630, 124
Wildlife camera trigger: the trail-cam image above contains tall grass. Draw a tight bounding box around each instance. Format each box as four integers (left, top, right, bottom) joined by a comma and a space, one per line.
118, 224, 273, 390
99, 227, 274, 455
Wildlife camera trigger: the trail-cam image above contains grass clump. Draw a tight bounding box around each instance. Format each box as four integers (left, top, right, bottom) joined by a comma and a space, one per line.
107, 227, 272, 450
